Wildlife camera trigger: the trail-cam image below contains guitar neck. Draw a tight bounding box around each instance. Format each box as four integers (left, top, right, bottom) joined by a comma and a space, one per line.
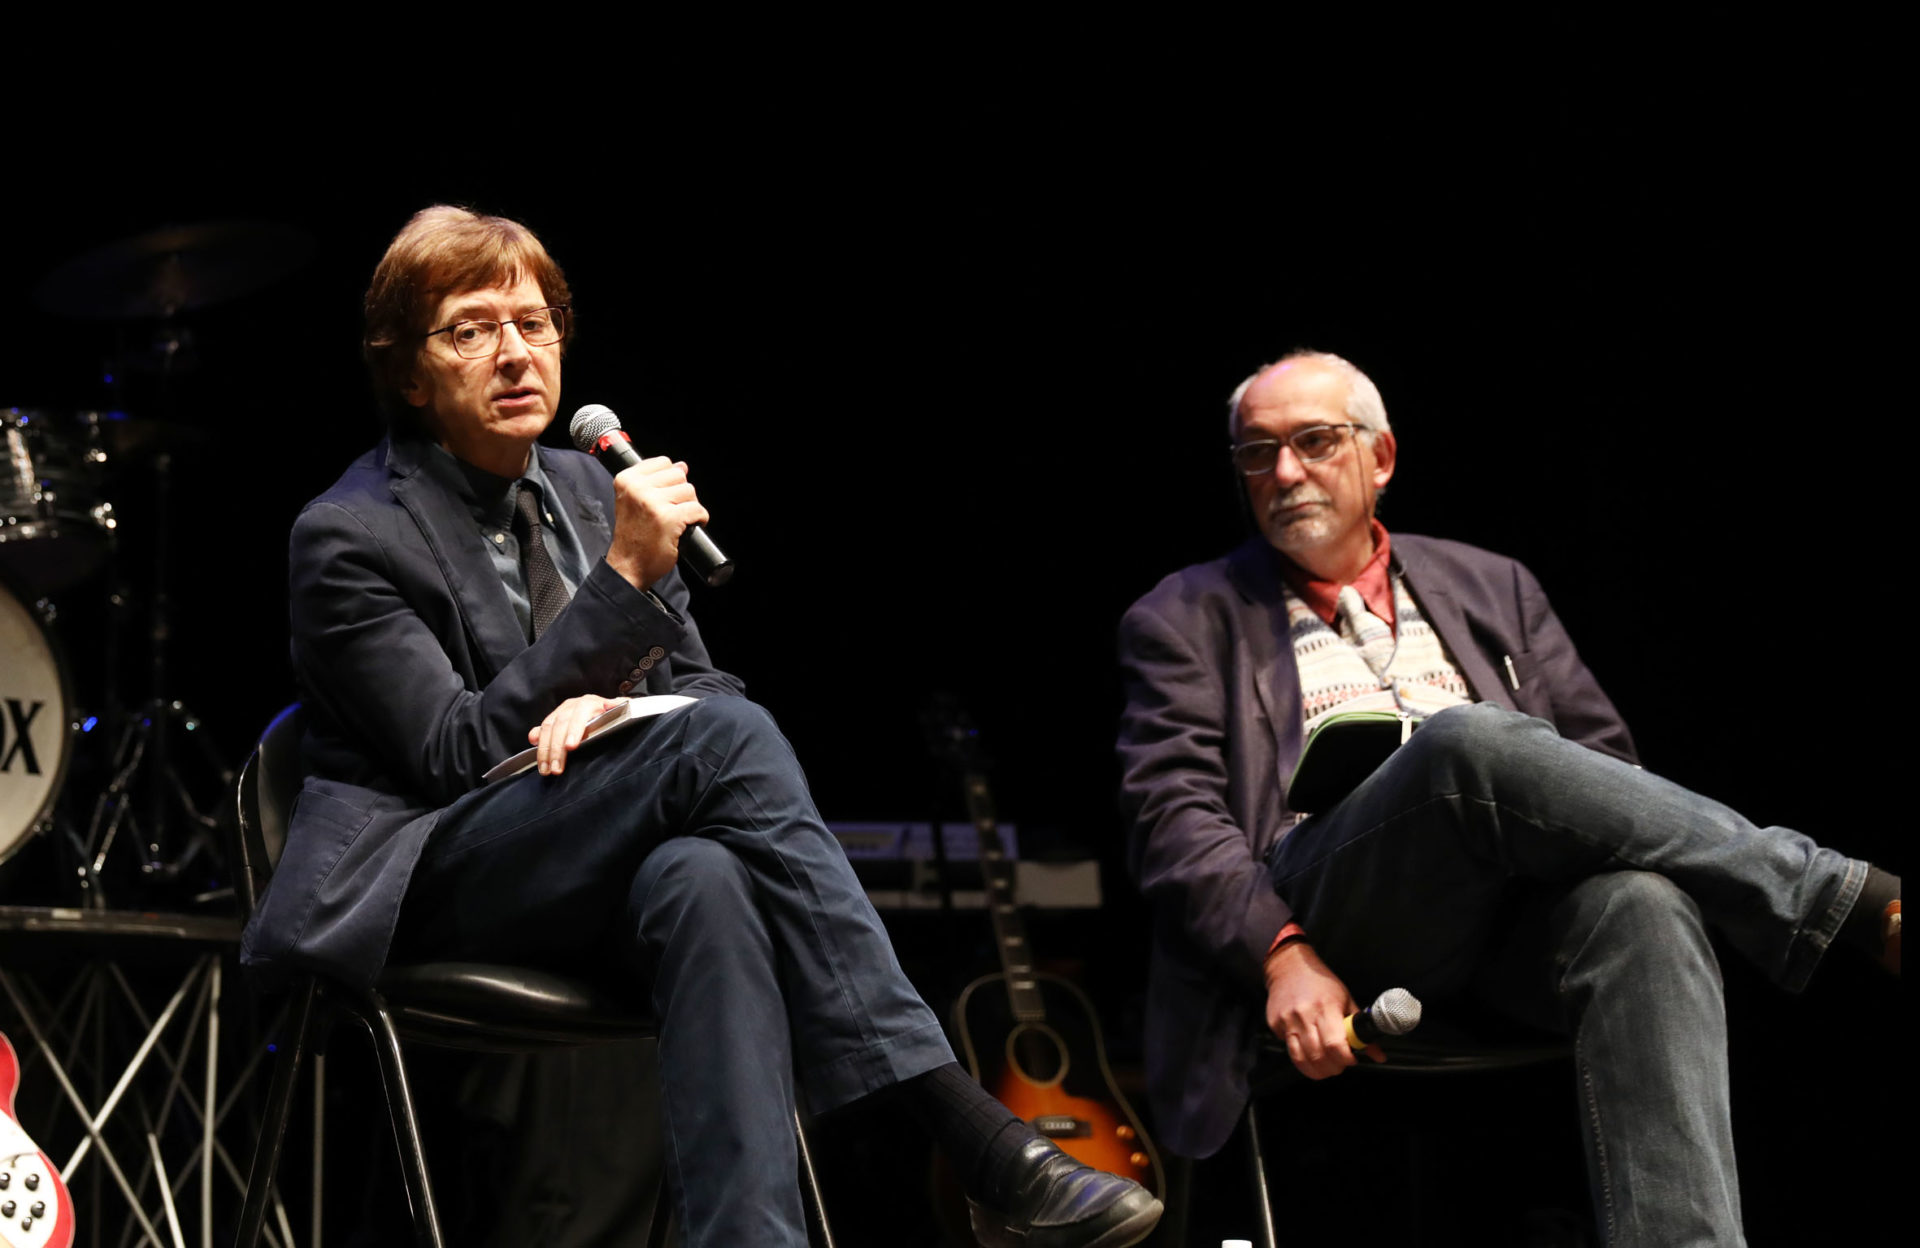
960, 770, 1045, 1022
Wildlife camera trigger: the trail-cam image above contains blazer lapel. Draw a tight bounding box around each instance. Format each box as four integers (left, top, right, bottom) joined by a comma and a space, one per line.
539, 445, 613, 554
1394, 542, 1518, 711
386, 437, 527, 682
1226, 538, 1303, 812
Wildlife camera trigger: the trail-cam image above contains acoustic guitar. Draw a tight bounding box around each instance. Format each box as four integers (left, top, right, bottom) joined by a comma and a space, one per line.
0, 1032, 75, 1248
929, 711, 1163, 1198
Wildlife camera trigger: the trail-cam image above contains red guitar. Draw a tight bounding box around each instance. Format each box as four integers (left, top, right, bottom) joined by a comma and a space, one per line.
930, 711, 1163, 1199
0, 1032, 74, 1248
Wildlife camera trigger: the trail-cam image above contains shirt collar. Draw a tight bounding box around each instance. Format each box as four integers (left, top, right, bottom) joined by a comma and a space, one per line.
1276, 519, 1396, 630
424, 443, 552, 532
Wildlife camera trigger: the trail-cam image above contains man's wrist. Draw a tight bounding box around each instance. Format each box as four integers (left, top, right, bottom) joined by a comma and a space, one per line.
1263, 923, 1310, 983
1268, 922, 1308, 956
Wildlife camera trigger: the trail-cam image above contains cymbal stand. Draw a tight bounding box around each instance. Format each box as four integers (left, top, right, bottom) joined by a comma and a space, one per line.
77, 444, 232, 908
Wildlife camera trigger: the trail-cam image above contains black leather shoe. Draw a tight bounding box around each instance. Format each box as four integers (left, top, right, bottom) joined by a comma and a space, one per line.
966, 1137, 1163, 1248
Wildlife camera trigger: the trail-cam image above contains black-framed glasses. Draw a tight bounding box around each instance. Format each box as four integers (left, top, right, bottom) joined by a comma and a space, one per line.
1230, 423, 1366, 475
424, 306, 569, 359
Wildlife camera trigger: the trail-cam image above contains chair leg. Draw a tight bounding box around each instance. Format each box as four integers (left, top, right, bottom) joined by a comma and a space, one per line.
235, 979, 317, 1248
342, 993, 445, 1248
637, 1109, 832, 1248
1244, 1100, 1279, 1248
794, 1108, 836, 1248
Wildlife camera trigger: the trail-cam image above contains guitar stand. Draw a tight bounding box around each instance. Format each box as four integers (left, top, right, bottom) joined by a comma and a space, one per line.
0, 909, 298, 1248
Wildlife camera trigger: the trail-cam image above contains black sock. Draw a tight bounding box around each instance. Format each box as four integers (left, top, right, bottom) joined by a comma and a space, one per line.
896, 1062, 1036, 1198
1842, 865, 1900, 959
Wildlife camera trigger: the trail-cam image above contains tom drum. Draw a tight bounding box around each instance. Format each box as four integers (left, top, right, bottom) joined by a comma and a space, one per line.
2, 408, 115, 594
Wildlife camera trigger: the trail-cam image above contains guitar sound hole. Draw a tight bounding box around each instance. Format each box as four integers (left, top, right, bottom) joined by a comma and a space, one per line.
1006, 1023, 1068, 1085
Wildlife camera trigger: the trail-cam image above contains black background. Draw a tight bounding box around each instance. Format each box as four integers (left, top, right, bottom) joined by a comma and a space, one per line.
6, 73, 1903, 1243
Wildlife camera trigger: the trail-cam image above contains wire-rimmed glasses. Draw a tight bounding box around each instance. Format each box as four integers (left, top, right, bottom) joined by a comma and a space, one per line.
424, 306, 569, 359
1230, 423, 1367, 475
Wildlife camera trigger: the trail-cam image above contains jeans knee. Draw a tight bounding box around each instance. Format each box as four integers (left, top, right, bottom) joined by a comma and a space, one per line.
1558, 871, 1714, 971
675, 695, 784, 756
631, 837, 756, 932
687, 694, 778, 734
626, 837, 779, 1013
1407, 702, 1534, 773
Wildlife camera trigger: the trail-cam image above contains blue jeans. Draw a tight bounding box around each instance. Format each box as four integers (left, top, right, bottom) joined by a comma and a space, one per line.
1266, 704, 1865, 1248
393, 697, 955, 1247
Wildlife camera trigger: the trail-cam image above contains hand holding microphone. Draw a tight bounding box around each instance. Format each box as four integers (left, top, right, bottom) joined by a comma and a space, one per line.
1266, 937, 1421, 1080
571, 404, 734, 588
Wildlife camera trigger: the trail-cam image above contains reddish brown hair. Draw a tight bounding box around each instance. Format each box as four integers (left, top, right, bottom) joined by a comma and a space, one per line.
362, 205, 574, 420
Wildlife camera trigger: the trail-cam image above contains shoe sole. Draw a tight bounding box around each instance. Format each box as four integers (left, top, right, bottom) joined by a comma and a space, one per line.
968, 1196, 1165, 1248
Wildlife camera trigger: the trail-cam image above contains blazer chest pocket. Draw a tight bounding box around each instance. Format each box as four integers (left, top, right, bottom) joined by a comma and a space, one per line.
1501, 650, 1550, 712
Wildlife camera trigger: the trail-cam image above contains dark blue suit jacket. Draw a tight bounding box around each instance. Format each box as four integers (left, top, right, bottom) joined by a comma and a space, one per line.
239, 435, 742, 991
1115, 534, 1637, 1159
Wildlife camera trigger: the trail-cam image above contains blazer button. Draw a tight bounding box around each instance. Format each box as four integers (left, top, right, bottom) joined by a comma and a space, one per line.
617, 680, 634, 693
647, 645, 666, 661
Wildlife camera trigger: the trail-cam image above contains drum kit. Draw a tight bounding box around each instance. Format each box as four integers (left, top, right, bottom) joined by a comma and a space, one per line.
1, 222, 311, 907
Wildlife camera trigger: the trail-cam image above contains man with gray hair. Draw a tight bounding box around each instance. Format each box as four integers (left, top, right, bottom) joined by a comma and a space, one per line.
1116, 350, 1900, 1244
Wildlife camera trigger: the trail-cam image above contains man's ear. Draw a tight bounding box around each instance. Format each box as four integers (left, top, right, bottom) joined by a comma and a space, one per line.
401, 372, 428, 409
1368, 429, 1398, 490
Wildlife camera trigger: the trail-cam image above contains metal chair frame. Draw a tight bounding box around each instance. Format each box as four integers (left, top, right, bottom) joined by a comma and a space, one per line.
229, 705, 836, 1248
1239, 1031, 1572, 1248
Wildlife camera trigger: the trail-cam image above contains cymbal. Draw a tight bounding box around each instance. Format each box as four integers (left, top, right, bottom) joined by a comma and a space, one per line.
35, 221, 314, 320
98, 416, 211, 459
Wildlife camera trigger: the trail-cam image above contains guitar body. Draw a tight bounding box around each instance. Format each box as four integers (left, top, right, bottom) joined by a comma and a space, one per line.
0, 1032, 75, 1248
954, 971, 1162, 1197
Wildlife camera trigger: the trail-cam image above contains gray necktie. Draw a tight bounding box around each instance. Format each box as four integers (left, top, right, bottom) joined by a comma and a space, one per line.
1336, 584, 1397, 681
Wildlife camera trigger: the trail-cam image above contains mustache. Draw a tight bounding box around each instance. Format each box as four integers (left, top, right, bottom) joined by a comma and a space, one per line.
1267, 487, 1330, 516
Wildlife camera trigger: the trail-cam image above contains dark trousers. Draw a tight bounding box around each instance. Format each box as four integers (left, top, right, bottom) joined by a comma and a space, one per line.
393, 696, 954, 1247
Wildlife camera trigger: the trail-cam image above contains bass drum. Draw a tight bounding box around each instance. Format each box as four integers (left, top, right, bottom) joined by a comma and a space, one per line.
0, 577, 73, 867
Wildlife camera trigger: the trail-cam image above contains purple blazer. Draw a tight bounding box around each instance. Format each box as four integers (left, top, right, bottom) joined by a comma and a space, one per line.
1115, 534, 1636, 1159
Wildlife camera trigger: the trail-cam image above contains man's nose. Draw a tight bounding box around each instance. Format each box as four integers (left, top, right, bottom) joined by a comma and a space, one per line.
1270, 444, 1308, 487
495, 323, 534, 367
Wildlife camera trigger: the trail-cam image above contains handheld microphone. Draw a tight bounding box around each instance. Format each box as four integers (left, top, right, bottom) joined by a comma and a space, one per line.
570, 404, 734, 588
1345, 987, 1422, 1051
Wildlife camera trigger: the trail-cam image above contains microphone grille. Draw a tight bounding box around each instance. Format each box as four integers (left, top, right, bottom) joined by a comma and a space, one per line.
1369, 987, 1422, 1037
569, 404, 621, 452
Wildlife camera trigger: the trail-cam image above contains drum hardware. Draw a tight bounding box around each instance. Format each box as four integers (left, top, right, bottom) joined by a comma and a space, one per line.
1, 414, 231, 905
2, 410, 117, 596
78, 697, 230, 906
63, 438, 235, 907
9, 220, 311, 906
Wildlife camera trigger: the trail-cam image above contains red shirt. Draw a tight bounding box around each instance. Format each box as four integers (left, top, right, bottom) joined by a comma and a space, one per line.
1275, 520, 1396, 634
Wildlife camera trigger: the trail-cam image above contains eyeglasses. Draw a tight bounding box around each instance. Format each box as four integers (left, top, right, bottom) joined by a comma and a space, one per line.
1230, 423, 1367, 475
424, 306, 568, 359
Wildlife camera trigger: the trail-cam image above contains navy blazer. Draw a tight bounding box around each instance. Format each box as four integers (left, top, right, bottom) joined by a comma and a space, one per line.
1115, 534, 1636, 1159
240, 435, 743, 991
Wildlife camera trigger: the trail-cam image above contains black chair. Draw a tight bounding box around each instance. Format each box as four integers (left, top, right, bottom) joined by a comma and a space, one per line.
231, 704, 837, 1247
1236, 1026, 1571, 1248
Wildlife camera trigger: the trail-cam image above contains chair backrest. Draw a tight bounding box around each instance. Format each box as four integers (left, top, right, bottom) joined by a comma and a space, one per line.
232, 703, 306, 919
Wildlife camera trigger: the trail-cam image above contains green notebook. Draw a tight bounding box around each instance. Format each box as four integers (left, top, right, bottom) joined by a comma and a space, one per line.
1286, 710, 1423, 814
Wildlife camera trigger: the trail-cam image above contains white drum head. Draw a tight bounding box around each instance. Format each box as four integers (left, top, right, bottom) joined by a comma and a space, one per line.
0, 580, 71, 865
